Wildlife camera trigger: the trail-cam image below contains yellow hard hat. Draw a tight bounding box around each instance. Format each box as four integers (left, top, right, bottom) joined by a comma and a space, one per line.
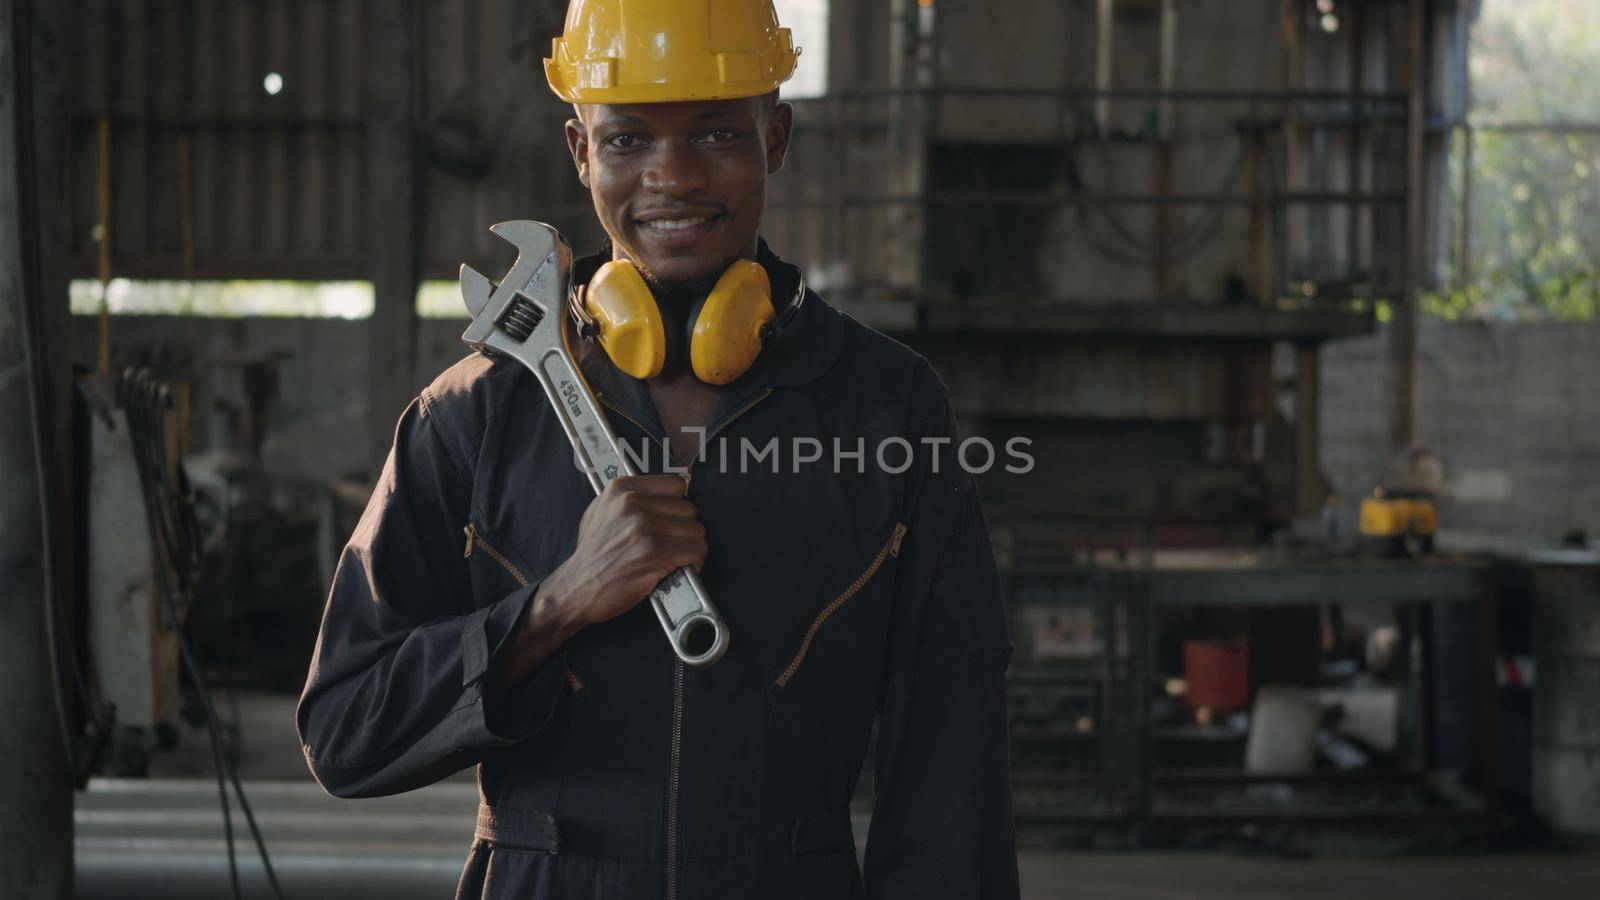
545, 0, 801, 104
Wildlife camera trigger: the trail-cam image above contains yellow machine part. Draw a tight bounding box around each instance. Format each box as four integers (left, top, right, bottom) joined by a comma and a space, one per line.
1407, 499, 1437, 537
545, 0, 800, 104
1359, 496, 1409, 538
1359, 496, 1438, 539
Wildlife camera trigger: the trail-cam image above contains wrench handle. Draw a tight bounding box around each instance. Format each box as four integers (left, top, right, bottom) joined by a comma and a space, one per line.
528, 348, 730, 667
531, 346, 638, 491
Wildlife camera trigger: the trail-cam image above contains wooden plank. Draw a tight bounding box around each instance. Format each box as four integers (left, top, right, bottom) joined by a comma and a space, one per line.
111, 0, 148, 257
76, 0, 111, 113
191, 0, 218, 257
336, 0, 362, 120
336, 0, 363, 254
262, 0, 292, 256
222, 3, 252, 256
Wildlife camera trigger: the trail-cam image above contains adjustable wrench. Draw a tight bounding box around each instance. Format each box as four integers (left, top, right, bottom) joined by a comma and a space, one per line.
459, 220, 729, 667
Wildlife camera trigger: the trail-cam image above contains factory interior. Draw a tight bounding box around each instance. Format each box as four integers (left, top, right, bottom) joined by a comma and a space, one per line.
3, 0, 1600, 897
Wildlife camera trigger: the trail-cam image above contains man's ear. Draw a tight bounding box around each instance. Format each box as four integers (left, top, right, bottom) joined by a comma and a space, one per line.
564, 115, 590, 188
765, 101, 794, 175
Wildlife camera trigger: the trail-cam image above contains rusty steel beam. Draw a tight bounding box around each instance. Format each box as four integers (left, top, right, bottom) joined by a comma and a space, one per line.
1392, 0, 1426, 455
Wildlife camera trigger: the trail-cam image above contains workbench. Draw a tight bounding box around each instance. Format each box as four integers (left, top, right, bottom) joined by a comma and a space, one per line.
1000, 547, 1500, 844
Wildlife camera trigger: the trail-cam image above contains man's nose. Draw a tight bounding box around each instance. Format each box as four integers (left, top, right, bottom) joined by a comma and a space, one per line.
641, 141, 709, 198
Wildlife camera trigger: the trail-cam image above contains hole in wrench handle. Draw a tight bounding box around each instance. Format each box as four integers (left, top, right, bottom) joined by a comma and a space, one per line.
677, 615, 725, 665
650, 570, 729, 667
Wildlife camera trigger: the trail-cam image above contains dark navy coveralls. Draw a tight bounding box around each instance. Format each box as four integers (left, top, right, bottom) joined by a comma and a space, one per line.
297, 248, 1021, 899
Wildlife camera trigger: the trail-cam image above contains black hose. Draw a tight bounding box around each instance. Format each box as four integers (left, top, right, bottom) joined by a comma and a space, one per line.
121, 368, 286, 900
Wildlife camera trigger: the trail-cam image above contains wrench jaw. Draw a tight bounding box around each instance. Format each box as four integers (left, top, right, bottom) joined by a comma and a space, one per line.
459, 220, 573, 357
459, 264, 496, 321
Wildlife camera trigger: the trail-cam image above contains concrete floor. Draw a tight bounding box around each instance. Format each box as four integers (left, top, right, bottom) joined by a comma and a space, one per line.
101, 691, 1599, 899
1018, 850, 1600, 899
77, 774, 1600, 899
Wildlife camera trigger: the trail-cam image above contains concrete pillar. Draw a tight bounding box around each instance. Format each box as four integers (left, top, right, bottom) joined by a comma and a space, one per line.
0, 0, 75, 894
365, 0, 424, 473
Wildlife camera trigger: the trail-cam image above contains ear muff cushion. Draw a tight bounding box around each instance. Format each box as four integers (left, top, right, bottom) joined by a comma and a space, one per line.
586, 260, 666, 380
689, 260, 775, 386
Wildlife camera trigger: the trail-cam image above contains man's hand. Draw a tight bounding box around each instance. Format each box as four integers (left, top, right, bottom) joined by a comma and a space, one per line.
547, 474, 708, 625
491, 475, 706, 688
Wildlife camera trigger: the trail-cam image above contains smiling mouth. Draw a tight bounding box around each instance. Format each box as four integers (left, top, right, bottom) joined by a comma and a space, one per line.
636, 213, 723, 238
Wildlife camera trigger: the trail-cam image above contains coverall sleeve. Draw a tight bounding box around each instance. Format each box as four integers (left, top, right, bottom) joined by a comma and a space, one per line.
296, 396, 571, 798
863, 394, 1021, 900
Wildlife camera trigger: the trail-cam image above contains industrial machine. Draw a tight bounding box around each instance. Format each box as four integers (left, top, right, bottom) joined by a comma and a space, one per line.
1359, 446, 1444, 556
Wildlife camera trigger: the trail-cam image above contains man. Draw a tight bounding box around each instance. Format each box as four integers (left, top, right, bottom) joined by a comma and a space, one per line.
296, 1, 1020, 897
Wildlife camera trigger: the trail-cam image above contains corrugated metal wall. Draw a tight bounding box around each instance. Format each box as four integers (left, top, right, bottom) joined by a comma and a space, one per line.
72, 0, 367, 279
66, 1, 1443, 309
68, 0, 599, 282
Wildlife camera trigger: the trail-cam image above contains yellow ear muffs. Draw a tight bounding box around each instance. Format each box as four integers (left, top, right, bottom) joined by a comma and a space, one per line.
687, 260, 775, 386
585, 260, 667, 380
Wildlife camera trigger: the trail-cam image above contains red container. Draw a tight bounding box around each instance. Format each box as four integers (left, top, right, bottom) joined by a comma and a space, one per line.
1183, 638, 1251, 713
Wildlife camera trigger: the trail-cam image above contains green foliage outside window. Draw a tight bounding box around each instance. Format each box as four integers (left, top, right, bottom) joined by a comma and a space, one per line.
1430, 0, 1600, 321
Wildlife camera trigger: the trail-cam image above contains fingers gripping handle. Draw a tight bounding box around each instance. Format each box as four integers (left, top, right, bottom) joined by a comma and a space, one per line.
532, 351, 728, 666
459, 220, 729, 667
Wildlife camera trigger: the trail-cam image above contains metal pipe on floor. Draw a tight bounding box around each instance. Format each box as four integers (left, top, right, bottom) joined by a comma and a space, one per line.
75, 778, 477, 900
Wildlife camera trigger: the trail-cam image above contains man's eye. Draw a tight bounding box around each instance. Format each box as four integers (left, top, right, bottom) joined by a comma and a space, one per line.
698, 128, 738, 144
605, 134, 644, 150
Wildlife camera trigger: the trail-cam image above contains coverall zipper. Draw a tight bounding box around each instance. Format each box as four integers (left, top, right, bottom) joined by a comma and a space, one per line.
599, 387, 773, 900
775, 521, 907, 688
464, 523, 528, 586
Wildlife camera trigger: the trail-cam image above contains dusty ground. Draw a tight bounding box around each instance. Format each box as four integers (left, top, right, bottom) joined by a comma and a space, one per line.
105, 690, 1599, 899
1018, 849, 1600, 899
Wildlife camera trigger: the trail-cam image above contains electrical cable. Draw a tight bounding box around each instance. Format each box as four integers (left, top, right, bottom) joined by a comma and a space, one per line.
1064, 132, 1250, 270
121, 368, 286, 900
1060, 0, 1284, 276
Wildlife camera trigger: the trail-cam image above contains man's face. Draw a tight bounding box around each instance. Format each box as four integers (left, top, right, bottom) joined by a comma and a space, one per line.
565, 96, 793, 288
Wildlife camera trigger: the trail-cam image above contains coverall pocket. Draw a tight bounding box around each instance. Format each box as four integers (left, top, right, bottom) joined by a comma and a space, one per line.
464, 519, 535, 592
463, 519, 584, 693
772, 521, 907, 689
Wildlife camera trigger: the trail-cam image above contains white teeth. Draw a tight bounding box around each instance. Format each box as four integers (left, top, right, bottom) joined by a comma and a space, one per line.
642, 217, 712, 232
